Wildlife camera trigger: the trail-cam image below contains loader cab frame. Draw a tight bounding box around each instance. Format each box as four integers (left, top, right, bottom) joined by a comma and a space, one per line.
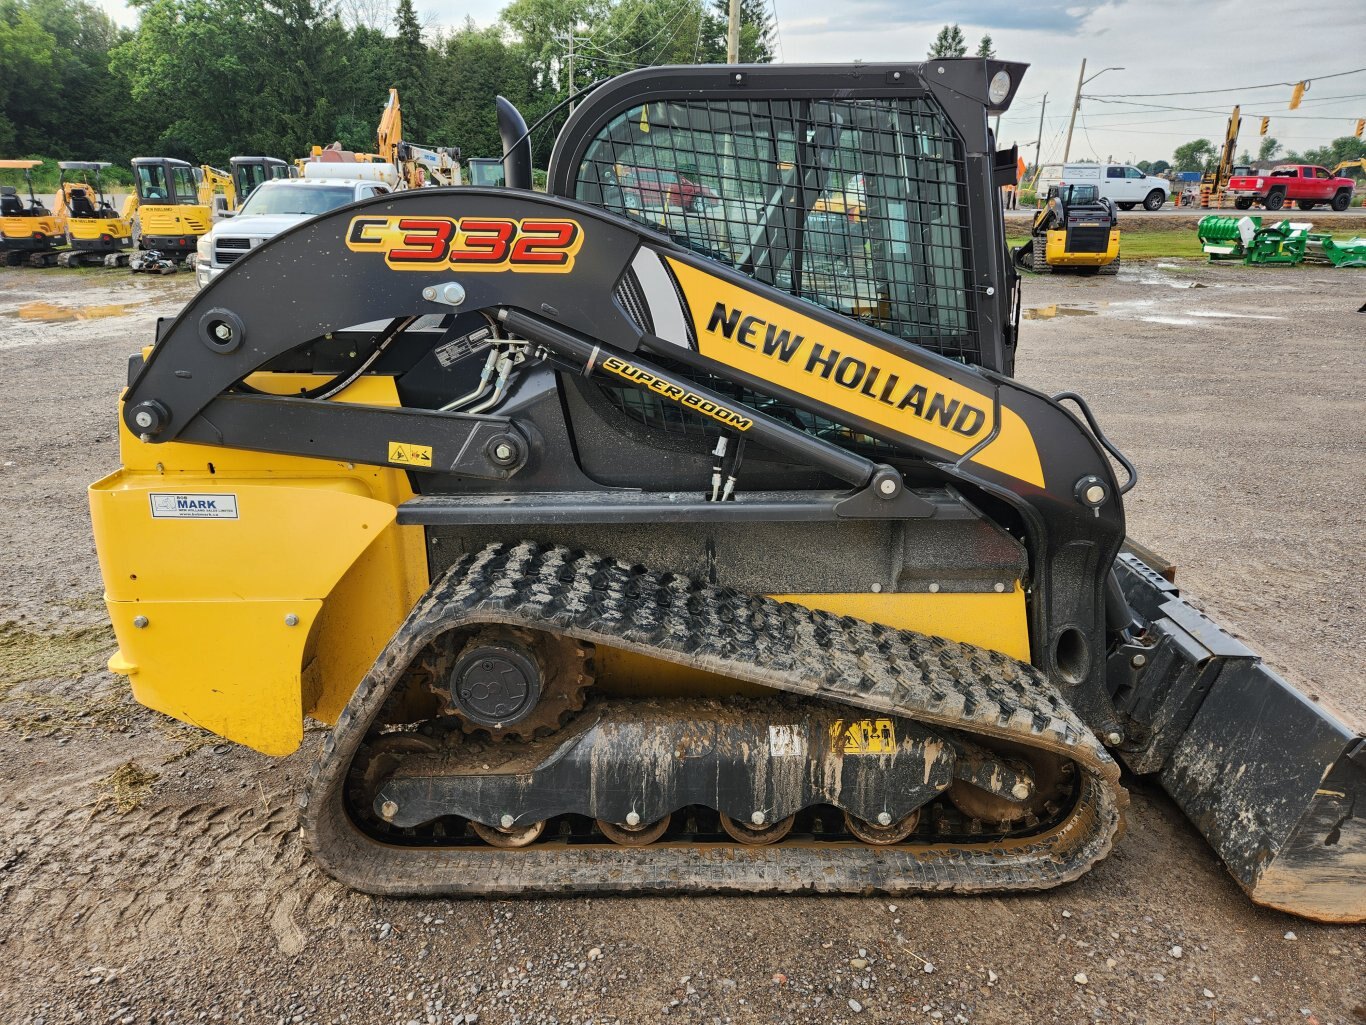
545, 61, 1025, 376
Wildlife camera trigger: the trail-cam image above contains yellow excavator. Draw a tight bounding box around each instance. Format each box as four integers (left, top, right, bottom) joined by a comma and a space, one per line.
230, 155, 290, 202
0, 158, 67, 266
305, 89, 459, 187
56, 161, 135, 268
129, 156, 213, 268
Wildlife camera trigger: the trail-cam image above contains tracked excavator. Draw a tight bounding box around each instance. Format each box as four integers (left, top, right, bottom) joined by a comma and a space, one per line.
89, 61, 1364, 921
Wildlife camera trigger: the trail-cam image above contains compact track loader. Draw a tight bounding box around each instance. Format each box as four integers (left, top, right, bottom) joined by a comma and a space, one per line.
89, 60, 1364, 921
1013, 184, 1120, 274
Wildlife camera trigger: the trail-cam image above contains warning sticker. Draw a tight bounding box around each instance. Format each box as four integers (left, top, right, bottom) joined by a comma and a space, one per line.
831, 718, 897, 755
388, 441, 433, 467
768, 724, 806, 758
149, 493, 239, 520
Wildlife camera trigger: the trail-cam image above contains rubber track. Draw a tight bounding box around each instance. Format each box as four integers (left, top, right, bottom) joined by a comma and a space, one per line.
300, 542, 1127, 896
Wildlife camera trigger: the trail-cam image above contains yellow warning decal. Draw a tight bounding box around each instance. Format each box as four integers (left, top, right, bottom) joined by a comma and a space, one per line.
832, 718, 897, 755
387, 441, 432, 467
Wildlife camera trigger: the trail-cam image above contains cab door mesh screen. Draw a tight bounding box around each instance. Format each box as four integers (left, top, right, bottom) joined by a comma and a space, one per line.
572, 96, 979, 365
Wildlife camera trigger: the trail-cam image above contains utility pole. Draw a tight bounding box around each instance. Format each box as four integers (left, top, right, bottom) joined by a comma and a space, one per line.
727, 0, 740, 63
1064, 61, 1124, 162
1063, 58, 1086, 163
1033, 92, 1048, 164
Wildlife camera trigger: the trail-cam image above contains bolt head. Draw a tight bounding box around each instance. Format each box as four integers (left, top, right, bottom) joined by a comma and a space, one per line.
500, 814, 515, 829
876, 812, 892, 826
625, 811, 641, 827
750, 811, 766, 826
422, 287, 436, 301
1131, 653, 1147, 668
1085, 484, 1107, 505
284, 613, 299, 627
380, 800, 398, 820
1011, 783, 1031, 801
133, 411, 153, 428
994, 582, 1006, 593
985, 286, 995, 296
878, 478, 897, 496
133, 615, 149, 629
494, 443, 514, 461
1105, 731, 1123, 746
929, 583, 940, 593
213, 323, 232, 340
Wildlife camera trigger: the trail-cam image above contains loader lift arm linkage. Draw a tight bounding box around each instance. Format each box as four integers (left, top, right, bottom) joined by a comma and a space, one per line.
96, 60, 1364, 921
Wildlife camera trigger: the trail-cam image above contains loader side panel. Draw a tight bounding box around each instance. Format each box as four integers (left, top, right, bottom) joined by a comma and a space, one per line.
89, 377, 428, 755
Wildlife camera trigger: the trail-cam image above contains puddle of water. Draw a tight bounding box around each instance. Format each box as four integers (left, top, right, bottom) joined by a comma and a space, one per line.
14, 301, 142, 322
1024, 304, 1100, 320
1140, 316, 1200, 326
1183, 310, 1283, 321
1136, 275, 1208, 290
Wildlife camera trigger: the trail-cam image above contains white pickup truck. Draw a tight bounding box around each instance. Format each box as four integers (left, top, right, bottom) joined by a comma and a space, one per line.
194, 163, 396, 287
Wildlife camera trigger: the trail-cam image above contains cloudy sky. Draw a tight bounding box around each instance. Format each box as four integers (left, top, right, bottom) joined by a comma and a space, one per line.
96, 0, 1365, 164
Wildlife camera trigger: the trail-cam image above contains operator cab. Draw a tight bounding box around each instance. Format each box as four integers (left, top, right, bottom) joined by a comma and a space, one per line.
0, 159, 48, 216
133, 157, 199, 205
59, 161, 117, 218
230, 156, 290, 203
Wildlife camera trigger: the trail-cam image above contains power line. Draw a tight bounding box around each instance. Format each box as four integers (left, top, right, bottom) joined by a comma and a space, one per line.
1085, 66, 1366, 98
1082, 96, 1366, 122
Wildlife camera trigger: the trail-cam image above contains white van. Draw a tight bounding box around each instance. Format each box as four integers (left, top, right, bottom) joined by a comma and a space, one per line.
1034, 163, 1169, 211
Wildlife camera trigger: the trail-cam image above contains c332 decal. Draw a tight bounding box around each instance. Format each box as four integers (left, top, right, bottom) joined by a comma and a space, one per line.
345, 215, 584, 273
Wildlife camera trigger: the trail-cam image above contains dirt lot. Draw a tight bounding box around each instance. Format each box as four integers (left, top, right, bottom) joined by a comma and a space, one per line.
0, 261, 1362, 1025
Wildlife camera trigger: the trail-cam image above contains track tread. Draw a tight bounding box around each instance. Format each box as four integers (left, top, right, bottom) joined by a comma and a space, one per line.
300, 542, 1126, 897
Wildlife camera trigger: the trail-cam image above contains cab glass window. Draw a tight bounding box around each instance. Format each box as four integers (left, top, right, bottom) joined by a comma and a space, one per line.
1106, 166, 1125, 179
1314, 167, 1332, 179
1126, 167, 1145, 179
136, 164, 169, 202
171, 166, 198, 204
573, 96, 978, 363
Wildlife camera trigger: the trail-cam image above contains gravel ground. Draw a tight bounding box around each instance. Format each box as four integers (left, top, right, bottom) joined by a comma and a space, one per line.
0, 261, 1362, 1025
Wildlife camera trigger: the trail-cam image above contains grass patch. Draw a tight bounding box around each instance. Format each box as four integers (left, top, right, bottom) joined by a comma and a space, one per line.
94, 760, 160, 814
0, 621, 115, 696
1007, 229, 1205, 261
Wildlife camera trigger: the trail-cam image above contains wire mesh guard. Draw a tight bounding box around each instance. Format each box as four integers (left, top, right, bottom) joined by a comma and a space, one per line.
574, 96, 978, 361
572, 95, 979, 454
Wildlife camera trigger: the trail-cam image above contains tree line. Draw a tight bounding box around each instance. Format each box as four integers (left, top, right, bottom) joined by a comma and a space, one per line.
0, 0, 774, 178
4, 0, 1359, 185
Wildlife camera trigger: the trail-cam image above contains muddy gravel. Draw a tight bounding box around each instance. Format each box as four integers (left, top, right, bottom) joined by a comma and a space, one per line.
0, 261, 1362, 1025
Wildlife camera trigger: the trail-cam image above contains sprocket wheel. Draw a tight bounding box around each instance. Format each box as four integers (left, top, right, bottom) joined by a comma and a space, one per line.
418, 628, 595, 741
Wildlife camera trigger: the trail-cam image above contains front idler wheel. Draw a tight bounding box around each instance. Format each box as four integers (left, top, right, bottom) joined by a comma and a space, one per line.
720, 812, 794, 846
597, 814, 671, 847
471, 818, 547, 848
844, 809, 921, 846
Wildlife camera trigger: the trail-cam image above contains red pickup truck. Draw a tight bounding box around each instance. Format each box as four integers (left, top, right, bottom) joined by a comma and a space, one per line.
1224, 164, 1356, 212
